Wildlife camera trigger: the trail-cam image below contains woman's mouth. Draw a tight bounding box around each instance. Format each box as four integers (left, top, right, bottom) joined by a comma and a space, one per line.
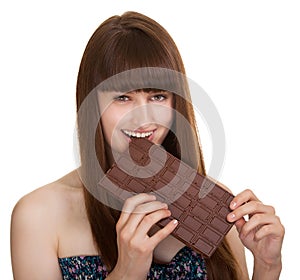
121, 129, 155, 140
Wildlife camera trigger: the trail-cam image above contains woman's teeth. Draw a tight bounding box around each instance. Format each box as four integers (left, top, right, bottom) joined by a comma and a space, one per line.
122, 129, 153, 138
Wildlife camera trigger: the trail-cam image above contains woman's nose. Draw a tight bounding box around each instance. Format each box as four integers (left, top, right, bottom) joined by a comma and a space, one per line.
131, 102, 154, 126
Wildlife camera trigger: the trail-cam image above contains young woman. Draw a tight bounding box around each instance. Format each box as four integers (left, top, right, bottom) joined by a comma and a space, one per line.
11, 11, 284, 280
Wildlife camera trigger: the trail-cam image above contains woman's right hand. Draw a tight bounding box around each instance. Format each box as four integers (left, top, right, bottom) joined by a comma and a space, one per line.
107, 193, 178, 280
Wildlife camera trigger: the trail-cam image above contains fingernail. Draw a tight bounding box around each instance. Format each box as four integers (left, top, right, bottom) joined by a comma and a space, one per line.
173, 219, 178, 226
231, 201, 237, 209
228, 213, 235, 221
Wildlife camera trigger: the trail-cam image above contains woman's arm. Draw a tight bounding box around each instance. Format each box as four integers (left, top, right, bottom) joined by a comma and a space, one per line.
11, 191, 62, 280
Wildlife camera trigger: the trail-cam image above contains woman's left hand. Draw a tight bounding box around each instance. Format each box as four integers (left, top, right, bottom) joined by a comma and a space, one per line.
227, 189, 285, 269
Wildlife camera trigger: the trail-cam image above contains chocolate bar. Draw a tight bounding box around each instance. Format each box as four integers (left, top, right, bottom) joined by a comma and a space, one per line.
98, 138, 234, 257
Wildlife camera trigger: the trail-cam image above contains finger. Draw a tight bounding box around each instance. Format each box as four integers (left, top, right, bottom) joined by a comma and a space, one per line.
239, 214, 276, 236
148, 219, 179, 248
134, 208, 172, 236
228, 201, 275, 222
118, 193, 156, 225
255, 220, 285, 241
133, 201, 168, 215
117, 208, 172, 248
241, 214, 283, 239
122, 201, 169, 233
122, 193, 158, 214
230, 189, 260, 210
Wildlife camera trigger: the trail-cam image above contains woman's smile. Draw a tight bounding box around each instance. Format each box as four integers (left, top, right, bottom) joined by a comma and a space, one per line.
121, 128, 156, 141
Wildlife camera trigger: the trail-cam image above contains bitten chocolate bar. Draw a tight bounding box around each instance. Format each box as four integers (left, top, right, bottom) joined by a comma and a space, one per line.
98, 138, 234, 257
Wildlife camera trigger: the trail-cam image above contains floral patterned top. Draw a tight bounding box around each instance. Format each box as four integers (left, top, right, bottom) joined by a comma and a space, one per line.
58, 246, 207, 279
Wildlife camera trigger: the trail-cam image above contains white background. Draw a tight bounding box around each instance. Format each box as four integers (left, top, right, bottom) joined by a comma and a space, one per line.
1, 1, 299, 278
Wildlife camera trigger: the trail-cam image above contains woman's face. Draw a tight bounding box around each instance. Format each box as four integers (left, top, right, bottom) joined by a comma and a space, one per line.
99, 90, 174, 153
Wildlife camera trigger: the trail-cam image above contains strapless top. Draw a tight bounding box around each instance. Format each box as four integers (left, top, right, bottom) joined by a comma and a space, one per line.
58, 246, 207, 279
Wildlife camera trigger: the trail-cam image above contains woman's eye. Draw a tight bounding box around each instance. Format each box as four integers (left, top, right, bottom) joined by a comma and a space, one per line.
114, 95, 129, 102
151, 94, 166, 102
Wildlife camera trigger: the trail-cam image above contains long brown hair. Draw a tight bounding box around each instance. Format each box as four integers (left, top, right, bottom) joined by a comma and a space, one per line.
76, 11, 240, 279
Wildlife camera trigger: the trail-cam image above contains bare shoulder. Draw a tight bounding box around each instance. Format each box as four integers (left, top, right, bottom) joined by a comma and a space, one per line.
12, 170, 84, 225
11, 170, 84, 280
